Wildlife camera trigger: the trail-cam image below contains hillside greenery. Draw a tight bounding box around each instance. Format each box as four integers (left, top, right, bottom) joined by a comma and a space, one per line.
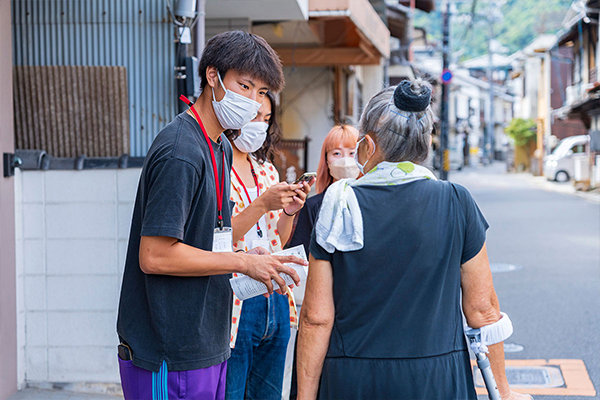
505, 118, 537, 146
413, 0, 573, 61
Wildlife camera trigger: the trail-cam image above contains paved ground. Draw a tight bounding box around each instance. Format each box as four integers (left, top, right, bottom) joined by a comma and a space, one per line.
452, 163, 600, 400
9, 163, 600, 400
8, 389, 120, 399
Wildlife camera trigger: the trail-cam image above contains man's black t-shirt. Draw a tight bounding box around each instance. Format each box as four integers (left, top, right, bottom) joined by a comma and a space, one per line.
117, 112, 234, 372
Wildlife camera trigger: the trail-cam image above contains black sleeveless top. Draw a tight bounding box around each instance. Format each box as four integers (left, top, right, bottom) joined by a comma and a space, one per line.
309, 179, 487, 399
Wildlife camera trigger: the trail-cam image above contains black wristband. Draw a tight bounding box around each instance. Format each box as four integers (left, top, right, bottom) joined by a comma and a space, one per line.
283, 208, 298, 217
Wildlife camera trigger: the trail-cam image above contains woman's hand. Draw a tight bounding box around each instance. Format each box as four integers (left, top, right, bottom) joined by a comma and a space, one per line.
256, 182, 301, 212
502, 391, 533, 400
246, 246, 270, 255
283, 178, 315, 216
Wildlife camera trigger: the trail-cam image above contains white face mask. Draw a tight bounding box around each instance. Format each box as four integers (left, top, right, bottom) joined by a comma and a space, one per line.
354, 137, 375, 175
212, 72, 262, 130
329, 157, 360, 180
234, 121, 268, 153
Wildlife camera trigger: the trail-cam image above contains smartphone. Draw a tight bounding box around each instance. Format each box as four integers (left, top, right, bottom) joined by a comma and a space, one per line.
118, 343, 132, 361
293, 172, 316, 184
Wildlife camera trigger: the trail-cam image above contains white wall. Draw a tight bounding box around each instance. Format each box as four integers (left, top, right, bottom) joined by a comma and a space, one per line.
280, 65, 385, 173
14, 168, 141, 389
511, 57, 540, 121
524, 57, 540, 119
356, 62, 385, 111
281, 66, 334, 172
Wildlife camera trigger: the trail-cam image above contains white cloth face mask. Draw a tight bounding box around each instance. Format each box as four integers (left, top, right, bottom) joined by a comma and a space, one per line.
354, 137, 375, 175
329, 157, 360, 180
234, 121, 268, 153
212, 72, 262, 130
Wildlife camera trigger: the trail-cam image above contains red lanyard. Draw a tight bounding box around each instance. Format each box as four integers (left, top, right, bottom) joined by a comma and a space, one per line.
179, 95, 226, 229
231, 158, 263, 238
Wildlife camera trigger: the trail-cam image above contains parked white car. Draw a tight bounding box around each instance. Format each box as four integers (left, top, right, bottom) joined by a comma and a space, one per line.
544, 135, 590, 182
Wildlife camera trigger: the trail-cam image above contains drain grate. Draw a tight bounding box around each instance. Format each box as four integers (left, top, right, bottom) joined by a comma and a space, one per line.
474, 366, 565, 388
490, 263, 523, 273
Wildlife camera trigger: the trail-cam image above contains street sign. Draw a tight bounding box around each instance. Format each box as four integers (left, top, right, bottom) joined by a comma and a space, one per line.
442, 69, 453, 83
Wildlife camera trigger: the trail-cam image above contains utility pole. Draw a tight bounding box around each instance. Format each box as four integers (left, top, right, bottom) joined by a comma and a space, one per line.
485, 2, 496, 165
439, 0, 451, 180
195, 0, 206, 60
409, 0, 416, 62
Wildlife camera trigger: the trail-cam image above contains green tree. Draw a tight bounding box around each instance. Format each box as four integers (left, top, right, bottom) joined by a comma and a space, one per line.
504, 118, 537, 146
413, 0, 572, 60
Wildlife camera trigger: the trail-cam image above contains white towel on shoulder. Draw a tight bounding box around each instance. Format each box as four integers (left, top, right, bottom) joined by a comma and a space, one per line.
315, 180, 363, 253
315, 161, 437, 253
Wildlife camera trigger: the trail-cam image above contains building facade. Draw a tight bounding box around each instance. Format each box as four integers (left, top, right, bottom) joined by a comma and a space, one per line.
553, 0, 600, 187
1, 0, 17, 397
6, 0, 391, 395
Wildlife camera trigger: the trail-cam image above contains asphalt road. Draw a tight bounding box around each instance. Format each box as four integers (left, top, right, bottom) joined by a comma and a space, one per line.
451, 163, 600, 400
8, 163, 598, 400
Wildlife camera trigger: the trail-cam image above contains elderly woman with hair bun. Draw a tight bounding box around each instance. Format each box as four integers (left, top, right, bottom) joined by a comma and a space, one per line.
296, 80, 532, 400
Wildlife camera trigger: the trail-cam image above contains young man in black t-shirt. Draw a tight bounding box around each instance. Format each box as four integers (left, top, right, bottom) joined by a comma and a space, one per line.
116, 31, 306, 399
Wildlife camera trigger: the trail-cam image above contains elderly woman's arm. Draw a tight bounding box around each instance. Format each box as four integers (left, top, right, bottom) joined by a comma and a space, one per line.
462, 243, 531, 400
297, 255, 335, 400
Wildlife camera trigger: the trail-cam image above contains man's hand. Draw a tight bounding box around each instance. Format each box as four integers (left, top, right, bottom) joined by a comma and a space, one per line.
241, 253, 306, 295
246, 247, 273, 299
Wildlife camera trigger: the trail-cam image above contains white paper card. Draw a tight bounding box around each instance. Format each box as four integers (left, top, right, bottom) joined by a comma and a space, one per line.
212, 227, 233, 253
229, 245, 308, 300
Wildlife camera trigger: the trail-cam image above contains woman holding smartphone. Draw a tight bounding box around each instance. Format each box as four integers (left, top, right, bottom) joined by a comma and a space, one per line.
284, 124, 359, 399
225, 92, 314, 400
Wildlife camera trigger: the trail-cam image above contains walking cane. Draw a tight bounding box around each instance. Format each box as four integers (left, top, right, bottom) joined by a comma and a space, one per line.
465, 327, 501, 400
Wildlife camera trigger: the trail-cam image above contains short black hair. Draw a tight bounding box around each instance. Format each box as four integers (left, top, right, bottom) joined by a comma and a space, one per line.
199, 31, 284, 93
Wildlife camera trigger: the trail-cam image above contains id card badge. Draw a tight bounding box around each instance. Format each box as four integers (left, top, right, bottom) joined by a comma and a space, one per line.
213, 227, 233, 253
251, 238, 270, 252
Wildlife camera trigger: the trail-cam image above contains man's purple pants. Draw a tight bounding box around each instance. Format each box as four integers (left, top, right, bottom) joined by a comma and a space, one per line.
118, 357, 227, 400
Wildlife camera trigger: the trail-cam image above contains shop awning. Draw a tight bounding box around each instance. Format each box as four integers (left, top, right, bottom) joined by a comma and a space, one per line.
398, 0, 435, 13
253, 0, 390, 66
205, 0, 308, 22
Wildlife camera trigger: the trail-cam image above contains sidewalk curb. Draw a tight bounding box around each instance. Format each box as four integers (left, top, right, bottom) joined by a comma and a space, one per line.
520, 174, 600, 204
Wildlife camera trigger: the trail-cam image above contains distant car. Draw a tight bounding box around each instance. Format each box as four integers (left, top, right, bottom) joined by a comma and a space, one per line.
544, 135, 590, 182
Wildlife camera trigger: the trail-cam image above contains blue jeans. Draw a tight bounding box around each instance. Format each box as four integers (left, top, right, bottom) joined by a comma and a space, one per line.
225, 293, 291, 400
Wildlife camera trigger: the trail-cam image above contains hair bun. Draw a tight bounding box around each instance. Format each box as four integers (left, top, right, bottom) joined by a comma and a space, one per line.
393, 80, 432, 112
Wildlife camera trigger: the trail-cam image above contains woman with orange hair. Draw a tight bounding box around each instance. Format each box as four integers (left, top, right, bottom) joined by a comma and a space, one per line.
288, 125, 359, 255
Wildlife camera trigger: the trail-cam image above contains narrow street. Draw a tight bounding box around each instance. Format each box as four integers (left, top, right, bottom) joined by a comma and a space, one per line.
452, 163, 600, 400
